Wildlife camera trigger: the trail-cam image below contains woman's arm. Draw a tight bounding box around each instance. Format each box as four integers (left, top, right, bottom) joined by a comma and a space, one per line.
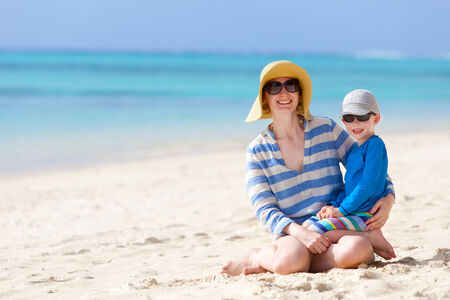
283, 223, 331, 254
248, 154, 332, 254
366, 193, 394, 230
246, 147, 294, 235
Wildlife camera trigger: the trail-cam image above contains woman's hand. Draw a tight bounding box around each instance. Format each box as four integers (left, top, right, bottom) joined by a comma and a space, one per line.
366, 193, 395, 230
300, 229, 332, 254
284, 223, 331, 254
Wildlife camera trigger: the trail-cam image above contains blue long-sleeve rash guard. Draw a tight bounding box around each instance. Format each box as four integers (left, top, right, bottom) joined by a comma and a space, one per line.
328, 135, 388, 214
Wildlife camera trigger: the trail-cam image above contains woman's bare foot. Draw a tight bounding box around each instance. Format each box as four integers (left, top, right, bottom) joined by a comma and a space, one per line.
221, 248, 262, 276
364, 229, 396, 260
243, 265, 267, 275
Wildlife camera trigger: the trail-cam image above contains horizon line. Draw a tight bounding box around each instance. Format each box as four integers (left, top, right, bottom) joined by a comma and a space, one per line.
0, 48, 449, 60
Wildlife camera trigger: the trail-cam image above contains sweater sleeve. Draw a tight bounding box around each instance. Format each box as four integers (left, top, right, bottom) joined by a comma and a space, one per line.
385, 174, 395, 197
338, 138, 388, 214
331, 119, 357, 168
246, 147, 294, 235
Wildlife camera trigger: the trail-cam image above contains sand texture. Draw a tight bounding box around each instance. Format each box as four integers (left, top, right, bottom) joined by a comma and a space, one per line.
1, 131, 450, 299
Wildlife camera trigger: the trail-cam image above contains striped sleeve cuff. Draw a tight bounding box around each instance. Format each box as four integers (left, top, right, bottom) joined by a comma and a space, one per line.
385, 188, 396, 203
274, 217, 295, 236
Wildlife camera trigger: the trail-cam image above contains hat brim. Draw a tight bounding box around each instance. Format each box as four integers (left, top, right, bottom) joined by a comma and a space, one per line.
245, 60, 313, 122
341, 108, 372, 116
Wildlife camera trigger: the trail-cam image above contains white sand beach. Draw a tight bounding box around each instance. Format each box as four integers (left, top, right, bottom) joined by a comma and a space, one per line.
1, 130, 450, 299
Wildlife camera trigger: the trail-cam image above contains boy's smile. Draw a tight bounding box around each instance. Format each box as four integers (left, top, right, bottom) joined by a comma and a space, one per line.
343, 114, 381, 146
351, 128, 364, 135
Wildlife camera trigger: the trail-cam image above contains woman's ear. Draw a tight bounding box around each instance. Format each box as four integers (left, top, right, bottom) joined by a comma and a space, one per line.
261, 93, 270, 113
296, 99, 305, 116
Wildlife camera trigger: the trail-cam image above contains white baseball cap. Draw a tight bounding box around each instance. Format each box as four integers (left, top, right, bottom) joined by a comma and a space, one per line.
341, 89, 380, 116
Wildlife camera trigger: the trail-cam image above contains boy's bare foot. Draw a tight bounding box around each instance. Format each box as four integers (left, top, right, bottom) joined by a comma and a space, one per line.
221, 248, 261, 276
364, 228, 396, 260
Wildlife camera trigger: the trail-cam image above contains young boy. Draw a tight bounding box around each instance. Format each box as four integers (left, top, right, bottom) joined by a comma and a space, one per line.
303, 89, 390, 233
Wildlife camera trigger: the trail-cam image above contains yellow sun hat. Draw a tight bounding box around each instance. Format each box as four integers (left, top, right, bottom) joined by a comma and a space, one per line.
245, 60, 313, 122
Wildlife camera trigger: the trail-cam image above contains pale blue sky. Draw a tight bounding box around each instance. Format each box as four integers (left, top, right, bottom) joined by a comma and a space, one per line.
1, 0, 449, 55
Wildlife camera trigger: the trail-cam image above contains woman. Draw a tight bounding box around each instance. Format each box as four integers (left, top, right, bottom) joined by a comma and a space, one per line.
221, 60, 395, 275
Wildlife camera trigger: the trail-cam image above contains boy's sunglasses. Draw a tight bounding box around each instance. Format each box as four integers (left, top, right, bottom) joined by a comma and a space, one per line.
342, 113, 374, 123
264, 79, 300, 95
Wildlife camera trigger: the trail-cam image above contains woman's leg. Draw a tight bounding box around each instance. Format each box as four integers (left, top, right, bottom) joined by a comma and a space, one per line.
221, 235, 312, 276
309, 235, 374, 273
322, 228, 395, 260
254, 235, 312, 275
302, 213, 395, 260
221, 229, 394, 276
220, 248, 263, 276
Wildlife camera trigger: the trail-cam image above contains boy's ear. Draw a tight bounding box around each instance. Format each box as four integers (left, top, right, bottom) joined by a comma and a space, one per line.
373, 114, 381, 125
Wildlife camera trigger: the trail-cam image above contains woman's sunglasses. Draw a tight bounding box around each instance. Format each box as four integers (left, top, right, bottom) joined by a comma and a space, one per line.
342, 113, 374, 123
264, 79, 300, 95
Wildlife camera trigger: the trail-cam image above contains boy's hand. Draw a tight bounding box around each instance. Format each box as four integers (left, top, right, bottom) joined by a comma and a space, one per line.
316, 206, 328, 219
316, 206, 331, 219
324, 206, 344, 218
317, 206, 343, 219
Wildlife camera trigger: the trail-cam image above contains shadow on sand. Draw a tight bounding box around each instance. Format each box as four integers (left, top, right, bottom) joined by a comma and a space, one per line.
371, 248, 449, 268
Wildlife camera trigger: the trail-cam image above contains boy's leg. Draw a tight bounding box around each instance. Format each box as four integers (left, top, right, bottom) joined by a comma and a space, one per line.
302, 216, 325, 233
309, 213, 372, 233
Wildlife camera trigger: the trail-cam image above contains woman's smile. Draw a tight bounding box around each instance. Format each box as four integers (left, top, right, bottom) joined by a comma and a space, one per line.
276, 99, 293, 105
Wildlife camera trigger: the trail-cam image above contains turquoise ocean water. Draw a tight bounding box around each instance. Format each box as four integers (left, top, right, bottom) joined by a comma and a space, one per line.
1, 51, 449, 174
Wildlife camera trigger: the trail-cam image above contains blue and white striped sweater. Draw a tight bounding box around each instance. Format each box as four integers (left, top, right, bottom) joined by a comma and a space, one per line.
246, 116, 394, 236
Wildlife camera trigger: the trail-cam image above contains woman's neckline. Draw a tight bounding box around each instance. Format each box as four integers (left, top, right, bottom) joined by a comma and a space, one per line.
268, 116, 305, 140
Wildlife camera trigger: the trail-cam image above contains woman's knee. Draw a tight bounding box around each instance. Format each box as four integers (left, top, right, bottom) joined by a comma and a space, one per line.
272, 248, 311, 274
336, 236, 373, 267
273, 255, 309, 274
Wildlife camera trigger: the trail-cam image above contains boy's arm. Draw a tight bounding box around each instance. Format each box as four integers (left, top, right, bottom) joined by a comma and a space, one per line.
246, 147, 294, 236
327, 189, 345, 208
337, 138, 388, 215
